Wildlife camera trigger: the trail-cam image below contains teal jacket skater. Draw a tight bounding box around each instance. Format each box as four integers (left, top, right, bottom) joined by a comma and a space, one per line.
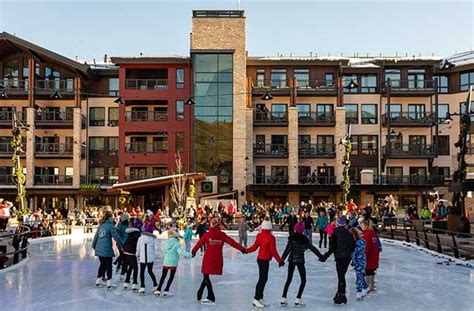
116, 221, 128, 244
161, 235, 191, 267
92, 219, 125, 257
316, 215, 329, 230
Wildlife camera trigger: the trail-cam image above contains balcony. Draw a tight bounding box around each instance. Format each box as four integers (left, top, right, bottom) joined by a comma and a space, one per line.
299, 144, 336, 158
34, 175, 73, 185
252, 79, 291, 96
125, 79, 168, 90
382, 80, 435, 96
0, 174, 14, 185
0, 143, 26, 157
253, 175, 289, 185
35, 143, 73, 158
35, 111, 73, 128
374, 175, 445, 186
0, 111, 26, 128
298, 175, 336, 185
80, 175, 118, 186
295, 80, 338, 96
382, 112, 435, 127
298, 112, 335, 127
125, 111, 168, 122
0, 79, 28, 96
125, 143, 167, 153
253, 143, 288, 158
382, 144, 435, 159
35, 79, 75, 96
253, 112, 288, 126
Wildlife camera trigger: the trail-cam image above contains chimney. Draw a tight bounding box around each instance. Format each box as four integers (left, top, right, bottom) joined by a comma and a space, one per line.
104, 54, 108, 63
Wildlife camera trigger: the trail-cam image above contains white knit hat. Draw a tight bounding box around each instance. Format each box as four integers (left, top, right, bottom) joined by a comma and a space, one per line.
261, 220, 272, 230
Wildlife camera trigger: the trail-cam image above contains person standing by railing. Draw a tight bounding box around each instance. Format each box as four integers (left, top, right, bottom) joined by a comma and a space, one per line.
92, 210, 125, 289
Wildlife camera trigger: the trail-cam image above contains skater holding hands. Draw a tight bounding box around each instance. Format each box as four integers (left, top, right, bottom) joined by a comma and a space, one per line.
136, 222, 159, 294
351, 228, 369, 300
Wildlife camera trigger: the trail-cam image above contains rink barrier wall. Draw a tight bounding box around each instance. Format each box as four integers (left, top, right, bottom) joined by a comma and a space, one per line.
0, 225, 31, 270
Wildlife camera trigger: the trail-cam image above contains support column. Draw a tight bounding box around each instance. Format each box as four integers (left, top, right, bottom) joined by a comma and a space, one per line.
28, 58, 35, 107
26, 108, 35, 188
335, 107, 346, 184
288, 191, 299, 207
245, 108, 254, 186
288, 107, 299, 184
73, 108, 82, 188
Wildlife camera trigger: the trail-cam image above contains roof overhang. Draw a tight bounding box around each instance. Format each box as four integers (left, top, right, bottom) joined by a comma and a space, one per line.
111, 56, 190, 65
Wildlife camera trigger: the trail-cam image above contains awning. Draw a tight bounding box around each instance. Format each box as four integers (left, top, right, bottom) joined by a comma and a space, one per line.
108, 173, 206, 193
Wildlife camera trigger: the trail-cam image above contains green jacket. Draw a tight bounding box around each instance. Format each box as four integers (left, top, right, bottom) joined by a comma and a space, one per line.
92, 219, 125, 257
316, 215, 329, 230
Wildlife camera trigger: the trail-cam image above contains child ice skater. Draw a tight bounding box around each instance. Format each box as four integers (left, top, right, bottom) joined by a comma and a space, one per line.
351, 228, 369, 300
136, 222, 159, 293
123, 218, 142, 290
246, 218, 284, 308
154, 229, 191, 297
316, 209, 329, 248
280, 222, 323, 307
194, 218, 208, 253
184, 223, 193, 253
192, 217, 246, 305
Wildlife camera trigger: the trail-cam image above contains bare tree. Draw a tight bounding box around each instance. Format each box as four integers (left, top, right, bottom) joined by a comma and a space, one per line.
170, 153, 187, 220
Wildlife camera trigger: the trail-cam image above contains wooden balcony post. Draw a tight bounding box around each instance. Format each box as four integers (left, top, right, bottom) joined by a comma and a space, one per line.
28, 58, 35, 107
74, 78, 81, 107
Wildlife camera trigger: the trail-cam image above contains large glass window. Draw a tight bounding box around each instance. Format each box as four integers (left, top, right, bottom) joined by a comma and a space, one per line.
361, 104, 377, 124
108, 107, 118, 126
256, 69, 265, 87
3, 59, 19, 87
435, 104, 449, 123
296, 104, 310, 119
271, 69, 287, 88
108, 78, 119, 96
325, 73, 334, 86
460, 71, 474, 91
89, 107, 105, 126
384, 69, 400, 88
176, 69, 185, 89
343, 74, 358, 93
317, 104, 334, 120
434, 75, 448, 93
361, 135, 378, 155
360, 74, 376, 93
176, 100, 184, 120
271, 104, 287, 120
408, 69, 425, 89
408, 104, 425, 120
89, 137, 105, 156
153, 134, 168, 152
345, 104, 358, 124
108, 137, 118, 156
294, 69, 309, 88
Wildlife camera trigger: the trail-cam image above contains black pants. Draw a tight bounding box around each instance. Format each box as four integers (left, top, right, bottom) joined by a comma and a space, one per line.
197, 274, 215, 302
97, 256, 113, 280
255, 259, 270, 300
158, 267, 177, 292
319, 229, 327, 248
199, 234, 206, 252
140, 262, 157, 288
282, 262, 306, 299
124, 254, 138, 285
336, 257, 351, 294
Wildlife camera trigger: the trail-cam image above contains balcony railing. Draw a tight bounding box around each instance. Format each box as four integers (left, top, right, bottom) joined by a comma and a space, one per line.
383, 144, 435, 158
125, 143, 168, 153
298, 112, 335, 126
382, 112, 435, 127
35, 79, 75, 94
35, 143, 73, 157
0, 79, 28, 94
0, 174, 14, 185
254, 175, 289, 185
0, 143, 25, 156
298, 143, 336, 158
298, 175, 336, 185
125, 111, 168, 122
35, 111, 73, 127
80, 175, 118, 186
125, 174, 167, 181
382, 80, 435, 95
295, 80, 338, 95
34, 175, 73, 185
253, 143, 288, 158
125, 79, 168, 90
0, 111, 26, 126
254, 112, 288, 126
374, 175, 445, 186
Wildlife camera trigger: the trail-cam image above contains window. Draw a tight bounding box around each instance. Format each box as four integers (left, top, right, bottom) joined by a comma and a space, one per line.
294, 69, 309, 88
317, 166, 334, 184
176, 100, 184, 120
153, 134, 168, 152
153, 167, 168, 177
108, 167, 119, 183
434, 75, 448, 93
271, 69, 287, 88
271, 166, 288, 178
387, 167, 403, 175
298, 135, 311, 145
408, 104, 425, 120
176, 69, 185, 88
108, 78, 119, 96
361, 135, 378, 155
108, 137, 118, 156
343, 74, 358, 93
65, 137, 73, 152
317, 104, 334, 121
325, 73, 334, 86
351, 135, 360, 155
409, 167, 427, 176
298, 166, 311, 184
65, 167, 73, 182
271, 104, 287, 120
435, 104, 449, 123
130, 167, 147, 180
89, 137, 105, 155
3, 59, 19, 87
345, 104, 358, 124
176, 132, 185, 152
256, 69, 265, 87
255, 166, 265, 183
89, 107, 105, 126
386, 104, 402, 119
296, 104, 310, 119
361, 104, 377, 124
360, 74, 376, 93
437, 167, 450, 179
408, 69, 425, 89
317, 135, 334, 153
435, 135, 450, 155
130, 107, 148, 121
460, 71, 474, 91
384, 69, 400, 88
108, 107, 118, 126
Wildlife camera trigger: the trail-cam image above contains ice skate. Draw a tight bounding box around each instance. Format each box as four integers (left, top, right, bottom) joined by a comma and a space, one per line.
162, 291, 173, 297
106, 280, 116, 290
154, 290, 161, 296
334, 293, 347, 305
123, 282, 129, 290
294, 298, 306, 308
362, 287, 369, 297
95, 278, 105, 287
201, 298, 215, 305
259, 299, 269, 307
252, 299, 264, 308
138, 287, 145, 294
151, 286, 158, 293
356, 292, 364, 301
280, 297, 288, 307
132, 284, 138, 291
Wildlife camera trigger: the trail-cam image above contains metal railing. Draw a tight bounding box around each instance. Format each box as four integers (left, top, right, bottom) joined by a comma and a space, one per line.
35, 79, 75, 93
298, 112, 335, 126
298, 175, 336, 185
298, 143, 336, 157
125, 79, 168, 90
0, 143, 25, 156
253, 143, 288, 157
382, 112, 435, 126
374, 175, 445, 186
35, 143, 73, 156
125, 111, 169, 122
295, 79, 337, 90
0, 175, 14, 185
35, 111, 73, 124
254, 175, 289, 185
383, 144, 435, 157
125, 143, 168, 153
80, 175, 118, 186
0, 111, 26, 125
254, 111, 288, 125
125, 174, 167, 181
383, 79, 435, 92
34, 175, 73, 185
0, 79, 29, 93
253, 79, 291, 89
0, 225, 30, 269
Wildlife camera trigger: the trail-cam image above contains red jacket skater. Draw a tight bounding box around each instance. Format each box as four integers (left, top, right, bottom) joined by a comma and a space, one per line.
362, 228, 380, 270
246, 229, 283, 264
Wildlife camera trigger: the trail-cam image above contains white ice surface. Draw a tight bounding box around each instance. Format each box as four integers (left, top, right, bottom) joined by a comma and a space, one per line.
1, 232, 473, 311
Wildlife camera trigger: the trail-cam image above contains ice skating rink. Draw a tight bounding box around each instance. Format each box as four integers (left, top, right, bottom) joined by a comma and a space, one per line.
1, 232, 473, 311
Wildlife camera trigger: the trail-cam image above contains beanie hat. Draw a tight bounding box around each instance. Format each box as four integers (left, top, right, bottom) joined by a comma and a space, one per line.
120, 213, 130, 222
167, 229, 179, 238
133, 218, 143, 229
294, 222, 304, 234
336, 216, 347, 226
261, 220, 272, 231
144, 222, 155, 233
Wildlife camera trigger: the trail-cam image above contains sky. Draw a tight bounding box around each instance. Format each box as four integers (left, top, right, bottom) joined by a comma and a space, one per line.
0, 0, 473, 62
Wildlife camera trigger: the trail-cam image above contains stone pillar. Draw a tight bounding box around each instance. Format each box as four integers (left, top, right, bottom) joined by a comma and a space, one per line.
360, 169, 374, 185
26, 108, 35, 188
288, 107, 299, 184
334, 107, 346, 184
288, 191, 299, 208
72, 108, 82, 188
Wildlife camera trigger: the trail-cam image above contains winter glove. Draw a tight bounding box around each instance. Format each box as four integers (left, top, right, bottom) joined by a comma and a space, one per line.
278, 261, 285, 268
192, 252, 196, 258
241, 249, 247, 254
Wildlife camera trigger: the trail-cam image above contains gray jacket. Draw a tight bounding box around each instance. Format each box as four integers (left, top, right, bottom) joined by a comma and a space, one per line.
237, 222, 250, 237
